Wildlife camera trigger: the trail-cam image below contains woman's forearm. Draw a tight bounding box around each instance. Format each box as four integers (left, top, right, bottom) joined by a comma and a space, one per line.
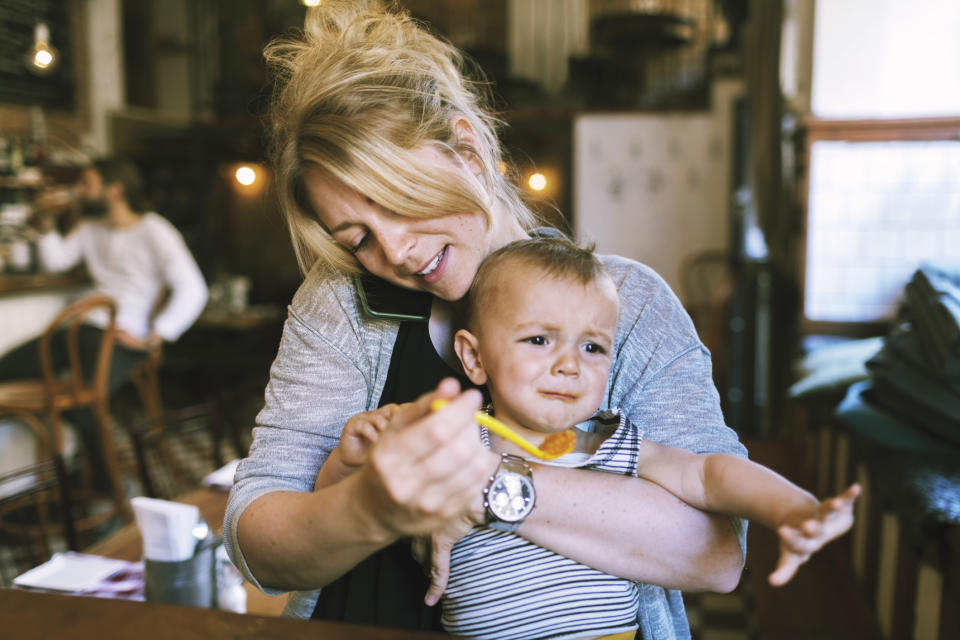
237, 475, 396, 590
238, 383, 499, 591
520, 464, 744, 592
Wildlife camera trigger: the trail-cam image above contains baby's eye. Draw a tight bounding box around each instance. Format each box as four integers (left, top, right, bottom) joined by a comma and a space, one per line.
523, 336, 547, 346
583, 342, 606, 354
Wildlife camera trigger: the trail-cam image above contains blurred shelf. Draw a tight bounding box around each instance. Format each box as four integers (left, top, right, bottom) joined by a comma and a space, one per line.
0, 270, 90, 295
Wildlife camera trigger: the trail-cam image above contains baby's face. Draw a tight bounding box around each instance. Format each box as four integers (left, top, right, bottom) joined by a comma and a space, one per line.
474, 267, 619, 436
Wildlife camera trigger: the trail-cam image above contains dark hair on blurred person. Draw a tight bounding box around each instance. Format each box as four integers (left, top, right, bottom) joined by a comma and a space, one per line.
92, 157, 151, 212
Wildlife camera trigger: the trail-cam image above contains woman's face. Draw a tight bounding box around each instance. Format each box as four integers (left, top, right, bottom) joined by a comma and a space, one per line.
304, 146, 524, 301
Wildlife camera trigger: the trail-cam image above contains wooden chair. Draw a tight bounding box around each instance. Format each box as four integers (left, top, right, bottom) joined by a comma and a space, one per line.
127, 341, 166, 437
125, 323, 233, 498
124, 299, 244, 498
680, 250, 736, 392
128, 402, 224, 499
0, 294, 132, 530
0, 411, 78, 586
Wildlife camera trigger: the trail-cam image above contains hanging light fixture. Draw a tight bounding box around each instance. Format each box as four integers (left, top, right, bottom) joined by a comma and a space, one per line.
25, 22, 59, 76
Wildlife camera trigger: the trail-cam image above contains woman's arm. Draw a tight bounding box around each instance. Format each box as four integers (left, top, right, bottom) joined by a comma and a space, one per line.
518, 464, 744, 592
236, 378, 499, 590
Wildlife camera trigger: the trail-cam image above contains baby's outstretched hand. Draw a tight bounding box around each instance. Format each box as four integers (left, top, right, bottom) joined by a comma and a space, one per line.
768, 483, 862, 586
338, 404, 400, 468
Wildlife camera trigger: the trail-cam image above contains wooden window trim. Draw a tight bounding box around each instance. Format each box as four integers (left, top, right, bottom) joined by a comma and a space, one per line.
797, 116, 960, 337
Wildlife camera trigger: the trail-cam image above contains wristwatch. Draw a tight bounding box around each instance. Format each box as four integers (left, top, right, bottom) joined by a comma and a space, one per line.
483, 453, 536, 533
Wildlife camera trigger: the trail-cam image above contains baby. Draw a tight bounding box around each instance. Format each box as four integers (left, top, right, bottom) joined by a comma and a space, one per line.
318, 237, 860, 640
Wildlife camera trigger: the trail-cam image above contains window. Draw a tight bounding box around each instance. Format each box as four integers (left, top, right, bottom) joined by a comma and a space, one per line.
800, 1, 960, 332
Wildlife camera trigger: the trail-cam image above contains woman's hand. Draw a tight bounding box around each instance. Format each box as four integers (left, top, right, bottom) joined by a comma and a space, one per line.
353, 377, 500, 540
412, 512, 479, 607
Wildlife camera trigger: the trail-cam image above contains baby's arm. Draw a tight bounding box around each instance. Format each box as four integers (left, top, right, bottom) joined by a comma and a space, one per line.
636, 441, 860, 586
314, 404, 399, 490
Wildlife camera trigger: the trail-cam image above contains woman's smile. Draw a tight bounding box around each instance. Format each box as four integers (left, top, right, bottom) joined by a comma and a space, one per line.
415, 245, 448, 282
303, 154, 526, 301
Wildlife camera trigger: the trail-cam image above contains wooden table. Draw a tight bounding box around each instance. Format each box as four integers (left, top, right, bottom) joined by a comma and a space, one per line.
84, 487, 287, 616
1, 588, 450, 639
2, 487, 452, 638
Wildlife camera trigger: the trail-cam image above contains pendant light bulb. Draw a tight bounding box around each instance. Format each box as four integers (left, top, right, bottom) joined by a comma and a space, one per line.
26, 22, 59, 77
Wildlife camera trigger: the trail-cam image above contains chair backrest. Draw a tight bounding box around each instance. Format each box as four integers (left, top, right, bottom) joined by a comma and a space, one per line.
38, 294, 117, 404
129, 403, 222, 499
680, 250, 735, 353
0, 454, 77, 586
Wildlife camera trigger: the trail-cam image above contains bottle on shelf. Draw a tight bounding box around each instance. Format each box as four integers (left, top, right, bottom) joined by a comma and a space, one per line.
8, 136, 24, 178
0, 136, 12, 176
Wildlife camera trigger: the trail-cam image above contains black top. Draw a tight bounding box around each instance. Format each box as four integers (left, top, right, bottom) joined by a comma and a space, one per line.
311, 317, 477, 629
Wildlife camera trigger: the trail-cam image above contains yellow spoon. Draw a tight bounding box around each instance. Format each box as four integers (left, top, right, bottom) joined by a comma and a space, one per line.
430, 399, 575, 461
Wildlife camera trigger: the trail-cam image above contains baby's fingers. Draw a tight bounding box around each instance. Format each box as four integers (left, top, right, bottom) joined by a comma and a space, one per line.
768, 552, 802, 586
800, 518, 822, 536
840, 482, 862, 501
370, 413, 392, 433
779, 524, 824, 557
357, 421, 382, 444
822, 483, 861, 516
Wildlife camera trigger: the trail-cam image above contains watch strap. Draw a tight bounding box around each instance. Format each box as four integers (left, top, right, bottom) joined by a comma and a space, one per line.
484, 453, 535, 532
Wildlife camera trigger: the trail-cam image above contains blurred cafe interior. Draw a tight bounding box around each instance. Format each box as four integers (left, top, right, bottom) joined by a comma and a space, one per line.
0, 1, 958, 638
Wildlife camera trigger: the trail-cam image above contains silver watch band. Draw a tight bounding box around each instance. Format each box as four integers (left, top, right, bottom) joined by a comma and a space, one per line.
484, 453, 535, 533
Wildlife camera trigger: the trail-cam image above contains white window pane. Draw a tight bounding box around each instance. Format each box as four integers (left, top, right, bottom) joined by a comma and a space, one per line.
804, 140, 960, 322
812, 0, 960, 119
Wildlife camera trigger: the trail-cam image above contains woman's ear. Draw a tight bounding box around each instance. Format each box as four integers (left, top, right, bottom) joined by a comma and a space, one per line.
453, 329, 488, 385
451, 117, 484, 177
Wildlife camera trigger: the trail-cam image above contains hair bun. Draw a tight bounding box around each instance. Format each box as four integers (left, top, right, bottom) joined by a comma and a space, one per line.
304, 0, 395, 42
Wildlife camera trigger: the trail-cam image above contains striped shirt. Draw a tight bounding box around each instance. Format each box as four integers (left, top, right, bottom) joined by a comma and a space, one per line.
441, 410, 644, 639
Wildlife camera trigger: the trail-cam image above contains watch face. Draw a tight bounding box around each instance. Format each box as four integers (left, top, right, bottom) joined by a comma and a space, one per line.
487, 473, 535, 522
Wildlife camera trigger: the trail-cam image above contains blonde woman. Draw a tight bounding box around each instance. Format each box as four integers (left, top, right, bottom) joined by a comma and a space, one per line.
224, 2, 746, 637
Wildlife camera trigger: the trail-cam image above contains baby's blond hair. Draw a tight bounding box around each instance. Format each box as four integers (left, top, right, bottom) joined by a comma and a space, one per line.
466, 237, 612, 332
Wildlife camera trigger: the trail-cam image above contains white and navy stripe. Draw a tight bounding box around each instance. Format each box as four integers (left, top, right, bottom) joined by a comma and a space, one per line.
442, 410, 644, 639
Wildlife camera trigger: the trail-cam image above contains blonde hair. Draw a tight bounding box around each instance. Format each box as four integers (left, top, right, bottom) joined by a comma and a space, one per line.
264, 0, 536, 274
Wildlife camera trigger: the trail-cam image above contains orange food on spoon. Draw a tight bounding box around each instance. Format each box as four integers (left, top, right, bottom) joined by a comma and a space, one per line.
430, 399, 576, 460
538, 429, 576, 457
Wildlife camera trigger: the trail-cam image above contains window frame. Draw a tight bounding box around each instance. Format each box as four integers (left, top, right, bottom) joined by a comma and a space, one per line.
798, 115, 960, 337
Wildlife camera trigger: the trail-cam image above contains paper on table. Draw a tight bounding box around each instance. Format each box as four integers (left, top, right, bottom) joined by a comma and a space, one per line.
13, 552, 133, 592
202, 458, 240, 490
130, 496, 200, 562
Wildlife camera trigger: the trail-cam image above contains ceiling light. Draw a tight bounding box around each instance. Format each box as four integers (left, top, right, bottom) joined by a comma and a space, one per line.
26, 23, 59, 77
528, 173, 548, 192
235, 165, 257, 186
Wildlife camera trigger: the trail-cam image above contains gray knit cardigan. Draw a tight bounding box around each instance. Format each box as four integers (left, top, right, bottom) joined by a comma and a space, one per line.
224, 253, 747, 640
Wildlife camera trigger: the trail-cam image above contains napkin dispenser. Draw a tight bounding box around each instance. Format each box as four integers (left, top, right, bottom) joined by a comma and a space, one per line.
131, 497, 219, 608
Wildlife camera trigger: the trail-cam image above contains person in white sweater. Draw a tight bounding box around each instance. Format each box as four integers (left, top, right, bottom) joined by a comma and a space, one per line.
0, 157, 208, 489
